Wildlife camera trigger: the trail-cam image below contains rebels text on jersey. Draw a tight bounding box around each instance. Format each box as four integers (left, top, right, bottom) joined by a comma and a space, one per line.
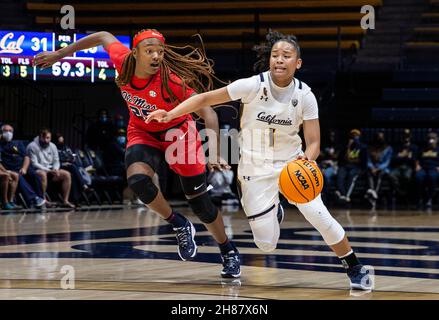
105, 41, 194, 133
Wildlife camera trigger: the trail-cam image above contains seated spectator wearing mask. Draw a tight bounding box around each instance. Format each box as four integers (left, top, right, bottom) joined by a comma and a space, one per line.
319, 129, 340, 203
364, 131, 397, 208
85, 108, 117, 151
116, 128, 127, 150
0, 124, 46, 209
335, 129, 368, 204
86, 109, 124, 175
26, 129, 75, 209
415, 132, 439, 209
55, 133, 93, 206
390, 129, 418, 198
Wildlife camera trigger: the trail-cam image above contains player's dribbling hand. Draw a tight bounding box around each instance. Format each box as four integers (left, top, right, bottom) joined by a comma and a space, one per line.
295, 154, 317, 164
207, 156, 231, 172
145, 110, 172, 123
33, 51, 62, 69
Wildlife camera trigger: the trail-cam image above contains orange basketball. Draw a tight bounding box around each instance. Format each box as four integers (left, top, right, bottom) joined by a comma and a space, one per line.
279, 159, 324, 204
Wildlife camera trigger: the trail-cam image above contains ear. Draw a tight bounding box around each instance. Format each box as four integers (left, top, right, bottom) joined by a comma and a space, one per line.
296, 58, 302, 69
132, 48, 137, 60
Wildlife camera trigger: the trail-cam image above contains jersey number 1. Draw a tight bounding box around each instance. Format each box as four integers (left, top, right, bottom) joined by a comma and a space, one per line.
269, 128, 276, 147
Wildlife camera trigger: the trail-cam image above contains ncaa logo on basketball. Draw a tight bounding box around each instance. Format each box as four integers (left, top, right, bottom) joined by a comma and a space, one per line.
149, 90, 157, 97
294, 170, 309, 190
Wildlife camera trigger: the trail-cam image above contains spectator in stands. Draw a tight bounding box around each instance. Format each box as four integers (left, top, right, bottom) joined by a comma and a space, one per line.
207, 167, 239, 211
319, 129, 340, 202
55, 133, 93, 206
415, 131, 439, 209
116, 128, 127, 150
365, 131, 397, 208
205, 122, 239, 211
335, 129, 367, 204
27, 128, 75, 209
86, 108, 118, 150
390, 129, 418, 199
0, 162, 20, 210
114, 114, 126, 131
0, 124, 46, 209
86, 108, 124, 176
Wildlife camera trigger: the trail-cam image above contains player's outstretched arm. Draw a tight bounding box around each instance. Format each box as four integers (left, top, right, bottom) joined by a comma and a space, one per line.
146, 87, 232, 123
33, 31, 118, 69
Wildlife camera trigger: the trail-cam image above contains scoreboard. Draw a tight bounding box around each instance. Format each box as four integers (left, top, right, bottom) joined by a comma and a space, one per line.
0, 30, 130, 82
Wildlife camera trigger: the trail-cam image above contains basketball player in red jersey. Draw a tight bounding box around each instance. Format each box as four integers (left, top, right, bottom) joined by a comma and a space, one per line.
34, 30, 240, 278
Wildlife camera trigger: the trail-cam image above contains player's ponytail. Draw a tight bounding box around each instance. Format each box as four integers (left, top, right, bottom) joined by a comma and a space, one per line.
253, 29, 301, 73
161, 34, 224, 103
116, 51, 136, 87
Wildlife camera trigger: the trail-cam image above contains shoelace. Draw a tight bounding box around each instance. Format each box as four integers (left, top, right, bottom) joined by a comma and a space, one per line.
176, 225, 191, 249
349, 266, 367, 280
223, 254, 239, 269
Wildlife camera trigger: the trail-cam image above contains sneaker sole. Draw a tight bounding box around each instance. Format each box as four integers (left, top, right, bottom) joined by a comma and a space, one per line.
221, 270, 241, 278
36, 200, 46, 208
350, 282, 373, 291
177, 221, 198, 261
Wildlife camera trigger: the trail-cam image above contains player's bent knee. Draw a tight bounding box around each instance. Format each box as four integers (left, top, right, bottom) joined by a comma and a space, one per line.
248, 209, 279, 252
297, 196, 345, 245
254, 240, 277, 252
324, 221, 345, 246
187, 192, 218, 224
127, 174, 158, 205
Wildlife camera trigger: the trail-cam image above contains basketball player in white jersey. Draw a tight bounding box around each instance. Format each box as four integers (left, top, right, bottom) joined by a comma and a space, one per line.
147, 30, 373, 290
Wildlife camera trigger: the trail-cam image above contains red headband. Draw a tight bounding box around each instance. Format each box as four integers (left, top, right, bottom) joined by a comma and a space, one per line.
133, 30, 165, 48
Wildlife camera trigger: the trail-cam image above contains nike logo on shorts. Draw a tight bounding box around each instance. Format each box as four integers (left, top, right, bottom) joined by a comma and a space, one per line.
194, 183, 204, 191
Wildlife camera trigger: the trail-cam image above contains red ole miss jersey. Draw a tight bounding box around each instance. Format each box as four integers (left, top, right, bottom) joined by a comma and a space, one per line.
105, 41, 195, 134
104, 41, 206, 177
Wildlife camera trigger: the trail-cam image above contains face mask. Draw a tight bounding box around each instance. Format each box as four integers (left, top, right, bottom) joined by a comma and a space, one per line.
117, 136, 126, 146
100, 116, 108, 123
2, 131, 13, 142
353, 136, 360, 143
39, 139, 49, 148
429, 139, 436, 145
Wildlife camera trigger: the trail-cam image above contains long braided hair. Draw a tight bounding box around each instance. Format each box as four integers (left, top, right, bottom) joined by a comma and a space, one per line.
115, 29, 222, 104
253, 29, 301, 73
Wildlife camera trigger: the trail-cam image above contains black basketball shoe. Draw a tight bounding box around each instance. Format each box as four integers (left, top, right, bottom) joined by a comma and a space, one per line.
173, 218, 198, 261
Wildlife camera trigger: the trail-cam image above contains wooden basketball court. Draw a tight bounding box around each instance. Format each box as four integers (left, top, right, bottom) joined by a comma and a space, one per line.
1, 205, 439, 300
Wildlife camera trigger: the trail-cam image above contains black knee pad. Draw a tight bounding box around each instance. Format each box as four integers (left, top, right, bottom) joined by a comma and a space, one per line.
179, 173, 207, 196
127, 174, 158, 204
187, 192, 218, 224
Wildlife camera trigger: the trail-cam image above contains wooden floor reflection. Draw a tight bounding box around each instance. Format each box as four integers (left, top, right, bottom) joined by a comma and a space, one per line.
1, 206, 439, 300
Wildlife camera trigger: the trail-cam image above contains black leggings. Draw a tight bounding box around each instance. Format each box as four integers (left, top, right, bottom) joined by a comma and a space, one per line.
125, 144, 208, 196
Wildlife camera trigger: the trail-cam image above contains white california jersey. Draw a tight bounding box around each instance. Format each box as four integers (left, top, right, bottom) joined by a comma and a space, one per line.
237, 72, 314, 171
